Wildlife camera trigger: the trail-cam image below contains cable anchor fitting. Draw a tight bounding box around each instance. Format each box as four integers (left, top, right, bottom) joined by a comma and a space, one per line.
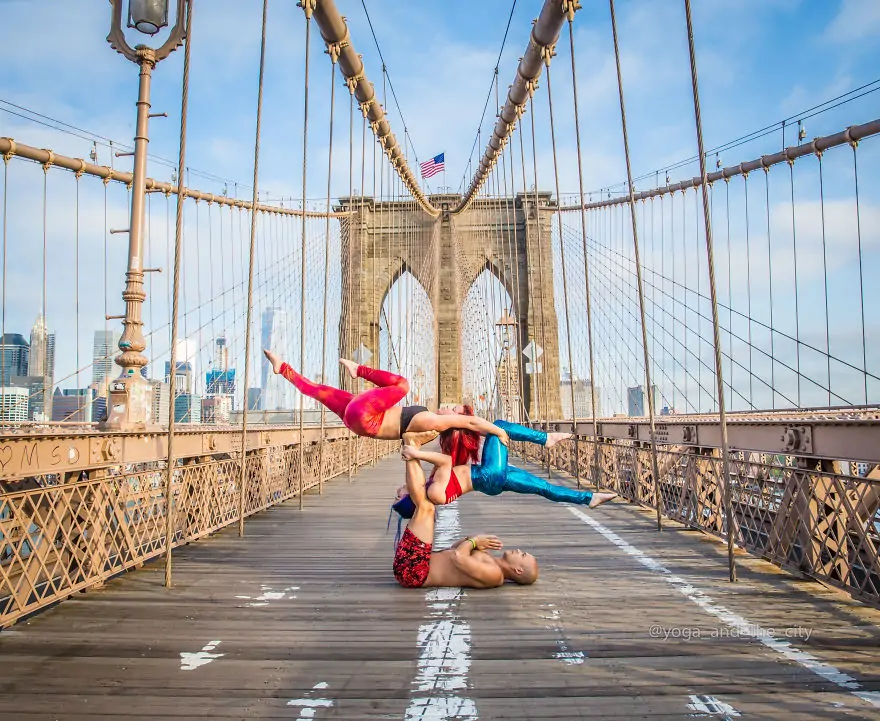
2, 138, 16, 164
297, 0, 316, 20
41, 149, 55, 174
561, 0, 582, 21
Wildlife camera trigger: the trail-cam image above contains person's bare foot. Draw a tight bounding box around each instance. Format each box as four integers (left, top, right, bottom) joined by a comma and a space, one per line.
339, 358, 358, 379
545, 432, 573, 449
588, 491, 617, 509
263, 349, 283, 374
402, 430, 438, 448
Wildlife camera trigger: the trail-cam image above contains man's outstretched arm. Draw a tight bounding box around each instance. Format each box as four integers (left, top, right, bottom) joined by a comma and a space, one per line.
450, 535, 504, 587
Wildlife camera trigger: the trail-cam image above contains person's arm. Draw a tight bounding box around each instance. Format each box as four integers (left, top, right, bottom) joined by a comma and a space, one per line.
402, 445, 453, 469
466, 416, 509, 445
450, 535, 504, 586
432, 414, 509, 445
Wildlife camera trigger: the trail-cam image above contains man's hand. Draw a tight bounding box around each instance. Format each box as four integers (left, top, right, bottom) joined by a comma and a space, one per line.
472, 535, 503, 552
401, 444, 420, 461
498, 429, 510, 447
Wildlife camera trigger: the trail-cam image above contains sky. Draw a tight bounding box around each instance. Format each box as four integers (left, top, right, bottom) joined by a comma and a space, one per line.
0, 0, 879, 412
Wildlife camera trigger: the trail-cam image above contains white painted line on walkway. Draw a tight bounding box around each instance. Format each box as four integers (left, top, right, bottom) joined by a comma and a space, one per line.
687, 694, 741, 718
405, 502, 478, 721
287, 681, 334, 719
540, 603, 585, 665
234, 584, 299, 607
179, 639, 223, 671
568, 506, 880, 709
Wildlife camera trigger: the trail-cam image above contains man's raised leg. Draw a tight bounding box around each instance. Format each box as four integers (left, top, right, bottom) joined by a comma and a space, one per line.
403, 456, 435, 545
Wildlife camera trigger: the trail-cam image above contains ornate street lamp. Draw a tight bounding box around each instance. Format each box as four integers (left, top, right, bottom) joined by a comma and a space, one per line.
103, 0, 188, 430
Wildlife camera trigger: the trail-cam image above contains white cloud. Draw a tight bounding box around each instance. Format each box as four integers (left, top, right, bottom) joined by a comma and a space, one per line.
825, 0, 880, 43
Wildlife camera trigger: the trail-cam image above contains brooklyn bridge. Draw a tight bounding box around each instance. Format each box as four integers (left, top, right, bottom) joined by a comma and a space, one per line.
0, 0, 879, 718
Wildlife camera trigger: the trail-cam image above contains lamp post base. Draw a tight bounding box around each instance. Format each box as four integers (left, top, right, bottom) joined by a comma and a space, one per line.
101, 373, 156, 431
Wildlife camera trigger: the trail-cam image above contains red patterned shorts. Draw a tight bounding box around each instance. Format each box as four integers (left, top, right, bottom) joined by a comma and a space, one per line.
393, 528, 432, 588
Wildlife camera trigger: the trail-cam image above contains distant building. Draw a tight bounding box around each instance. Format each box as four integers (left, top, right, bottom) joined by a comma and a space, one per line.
627, 385, 659, 417
28, 315, 55, 418
0, 387, 29, 422
261, 308, 294, 409
174, 393, 202, 423
206, 369, 236, 398
0, 333, 29, 385
92, 329, 121, 393
52, 387, 97, 423
10, 375, 48, 420
92, 395, 108, 423
202, 396, 232, 424
150, 381, 170, 425
247, 386, 262, 411
165, 361, 194, 396
560, 368, 601, 419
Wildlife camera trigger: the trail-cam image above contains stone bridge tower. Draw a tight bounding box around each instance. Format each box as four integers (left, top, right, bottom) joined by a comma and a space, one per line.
337, 192, 561, 419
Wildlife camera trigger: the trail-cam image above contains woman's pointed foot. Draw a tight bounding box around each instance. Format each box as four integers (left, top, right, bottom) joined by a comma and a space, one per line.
588, 492, 617, 509
339, 358, 359, 379
545, 432, 573, 449
263, 349, 283, 374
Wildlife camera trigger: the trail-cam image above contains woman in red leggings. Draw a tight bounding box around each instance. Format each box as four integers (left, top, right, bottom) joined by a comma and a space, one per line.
263, 349, 510, 443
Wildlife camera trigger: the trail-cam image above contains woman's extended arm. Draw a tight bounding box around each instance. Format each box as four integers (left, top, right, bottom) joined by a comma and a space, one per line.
401, 445, 453, 469
463, 416, 509, 445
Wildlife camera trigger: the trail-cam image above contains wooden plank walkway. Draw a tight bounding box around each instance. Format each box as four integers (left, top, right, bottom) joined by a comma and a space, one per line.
2, 452, 880, 720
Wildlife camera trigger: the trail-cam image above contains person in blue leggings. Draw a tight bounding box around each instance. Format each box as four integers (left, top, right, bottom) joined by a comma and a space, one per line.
393, 420, 617, 517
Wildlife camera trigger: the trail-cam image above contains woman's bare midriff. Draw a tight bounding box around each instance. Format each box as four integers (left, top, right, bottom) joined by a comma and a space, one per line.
426, 464, 474, 506
373, 406, 403, 440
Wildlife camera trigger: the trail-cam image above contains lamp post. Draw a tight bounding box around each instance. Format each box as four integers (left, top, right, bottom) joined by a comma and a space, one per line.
103, 0, 187, 430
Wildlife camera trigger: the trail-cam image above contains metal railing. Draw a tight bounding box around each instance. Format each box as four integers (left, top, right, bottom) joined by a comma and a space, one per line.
516, 425, 880, 605
0, 429, 395, 627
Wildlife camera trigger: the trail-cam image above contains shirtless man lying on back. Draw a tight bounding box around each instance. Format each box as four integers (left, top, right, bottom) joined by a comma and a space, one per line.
392, 432, 539, 590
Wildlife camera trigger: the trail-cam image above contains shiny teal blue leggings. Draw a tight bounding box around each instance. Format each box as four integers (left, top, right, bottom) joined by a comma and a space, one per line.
470, 420, 592, 504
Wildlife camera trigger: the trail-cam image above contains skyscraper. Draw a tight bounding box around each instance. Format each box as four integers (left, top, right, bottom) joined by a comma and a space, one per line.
560, 368, 601, 419
149, 381, 170, 425
174, 393, 202, 423
51, 387, 97, 423
0, 386, 29, 422
164, 361, 194, 396
0, 333, 29, 385
206, 337, 235, 400
92, 329, 121, 392
27, 315, 54, 419
261, 308, 294, 410
627, 384, 659, 417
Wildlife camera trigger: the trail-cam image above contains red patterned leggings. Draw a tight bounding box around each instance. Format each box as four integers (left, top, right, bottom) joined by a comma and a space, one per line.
278, 363, 409, 437
393, 528, 432, 588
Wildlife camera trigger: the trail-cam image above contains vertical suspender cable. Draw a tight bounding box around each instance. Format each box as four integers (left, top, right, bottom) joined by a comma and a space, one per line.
682, 0, 736, 581
165, 0, 193, 583
1, 153, 8, 414
319, 49, 338, 495
543, 57, 580, 486
238, 0, 268, 537
527, 96, 552, 476
347, 86, 355, 480
298, 2, 314, 507
566, 8, 602, 488
608, 0, 663, 531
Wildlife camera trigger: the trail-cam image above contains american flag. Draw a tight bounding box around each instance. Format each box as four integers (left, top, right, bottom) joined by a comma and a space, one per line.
420, 153, 445, 179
